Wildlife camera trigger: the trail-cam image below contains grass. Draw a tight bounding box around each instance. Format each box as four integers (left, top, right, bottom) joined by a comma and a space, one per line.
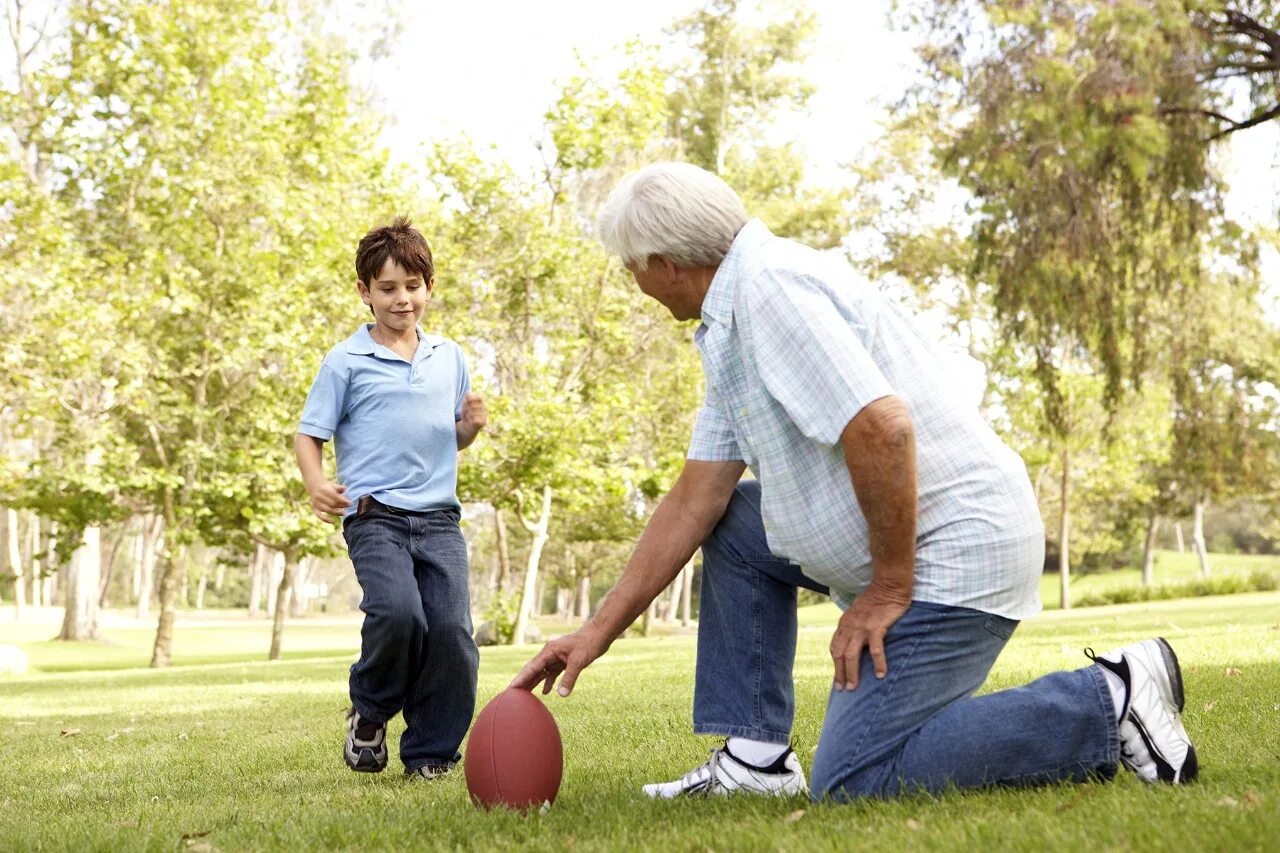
1037, 549, 1280, 609
1, 593, 1279, 851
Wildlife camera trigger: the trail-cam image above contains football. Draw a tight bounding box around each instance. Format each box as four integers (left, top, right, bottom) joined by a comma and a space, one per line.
464, 688, 564, 810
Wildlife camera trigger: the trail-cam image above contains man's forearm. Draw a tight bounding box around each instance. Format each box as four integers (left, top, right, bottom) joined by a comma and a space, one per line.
841, 396, 917, 594
586, 463, 743, 643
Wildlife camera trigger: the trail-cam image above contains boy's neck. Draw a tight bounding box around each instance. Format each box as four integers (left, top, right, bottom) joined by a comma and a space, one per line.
369, 322, 419, 358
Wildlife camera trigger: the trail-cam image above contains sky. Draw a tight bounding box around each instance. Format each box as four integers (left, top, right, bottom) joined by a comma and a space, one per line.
373, 0, 916, 184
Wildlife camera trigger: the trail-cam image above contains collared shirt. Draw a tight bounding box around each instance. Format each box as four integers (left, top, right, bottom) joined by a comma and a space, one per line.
688, 219, 1044, 619
299, 324, 471, 516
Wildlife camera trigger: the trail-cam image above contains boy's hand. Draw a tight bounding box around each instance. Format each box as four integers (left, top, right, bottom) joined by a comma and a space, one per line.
456, 392, 487, 449
308, 480, 351, 524
461, 392, 487, 432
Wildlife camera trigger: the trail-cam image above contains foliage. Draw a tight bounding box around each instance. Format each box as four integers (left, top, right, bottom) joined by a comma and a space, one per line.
1073, 569, 1279, 607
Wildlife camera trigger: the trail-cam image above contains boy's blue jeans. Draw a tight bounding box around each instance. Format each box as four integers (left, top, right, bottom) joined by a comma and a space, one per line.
342, 506, 478, 770
695, 481, 1120, 800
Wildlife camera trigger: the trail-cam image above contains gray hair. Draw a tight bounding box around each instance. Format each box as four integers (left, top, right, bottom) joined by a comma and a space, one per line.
597, 162, 749, 269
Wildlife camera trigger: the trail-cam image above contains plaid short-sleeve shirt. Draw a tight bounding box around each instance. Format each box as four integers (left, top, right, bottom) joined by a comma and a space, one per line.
689, 220, 1044, 619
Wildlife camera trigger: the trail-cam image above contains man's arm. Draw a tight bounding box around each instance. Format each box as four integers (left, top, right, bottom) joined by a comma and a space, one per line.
511, 458, 747, 696
828, 395, 917, 691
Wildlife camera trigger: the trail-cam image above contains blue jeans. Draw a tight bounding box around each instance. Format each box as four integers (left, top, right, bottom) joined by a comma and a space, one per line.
343, 507, 478, 770
695, 481, 1119, 800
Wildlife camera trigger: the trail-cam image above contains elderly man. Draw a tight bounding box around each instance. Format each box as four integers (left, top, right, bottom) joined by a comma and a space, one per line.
512, 162, 1196, 800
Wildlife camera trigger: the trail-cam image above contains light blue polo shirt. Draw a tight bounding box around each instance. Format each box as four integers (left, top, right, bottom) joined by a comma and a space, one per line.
299, 324, 471, 516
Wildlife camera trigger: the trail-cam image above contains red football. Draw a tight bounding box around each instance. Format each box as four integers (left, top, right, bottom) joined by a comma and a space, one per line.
464, 688, 564, 810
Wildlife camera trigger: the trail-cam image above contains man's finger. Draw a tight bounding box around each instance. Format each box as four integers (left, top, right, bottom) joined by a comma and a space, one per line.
870, 634, 888, 680
843, 635, 864, 691
831, 635, 846, 691
510, 651, 555, 691
556, 657, 586, 697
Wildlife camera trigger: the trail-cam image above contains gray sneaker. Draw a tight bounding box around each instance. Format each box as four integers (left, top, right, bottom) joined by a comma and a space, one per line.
344, 708, 387, 773
1087, 638, 1198, 784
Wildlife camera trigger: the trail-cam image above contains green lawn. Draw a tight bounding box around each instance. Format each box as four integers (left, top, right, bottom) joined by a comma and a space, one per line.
1037, 549, 1280, 609
2, 593, 1278, 851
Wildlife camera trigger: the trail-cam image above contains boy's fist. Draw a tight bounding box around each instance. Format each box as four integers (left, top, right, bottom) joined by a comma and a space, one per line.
460, 392, 488, 433
308, 480, 351, 525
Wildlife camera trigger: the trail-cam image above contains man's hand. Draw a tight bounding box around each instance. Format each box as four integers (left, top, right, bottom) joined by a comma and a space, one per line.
510, 625, 611, 697
307, 479, 351, 524
457, 392, 487, 449
829, 579, 911, 691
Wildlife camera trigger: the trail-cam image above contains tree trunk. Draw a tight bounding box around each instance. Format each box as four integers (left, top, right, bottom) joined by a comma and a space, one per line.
576, 573, 591, 622
266, 550, 284, 617
680, 557, 694, 627
98, 523, 127, 608
214, 561, 226, 592
29, 515, 42, 608
494, 507, 511, 594
45, 521, 58, 604
289, 558, 310, 618
663, 563, 684, 623
1192, 497, 1211, 577
248, 543, 266, 617
131, 524, 143, 600
1141, 514, 1160, 587
1058, 447, 1072, 610
1174, 522, 1185, 553
512, 486, 552, 645
555, 587, 572, 619
150, 542, 183, 667
269, 554, 297, 661
195, 560, 208, 610
136, 514, 162, 620
59, 526, 102, 641
6, 508, 24, 620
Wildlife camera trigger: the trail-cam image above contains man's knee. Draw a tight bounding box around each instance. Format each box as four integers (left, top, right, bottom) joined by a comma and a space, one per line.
809, 743, 900, 802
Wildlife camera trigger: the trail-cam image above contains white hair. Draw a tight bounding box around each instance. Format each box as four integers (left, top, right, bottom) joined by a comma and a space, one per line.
597, 162, 749, 269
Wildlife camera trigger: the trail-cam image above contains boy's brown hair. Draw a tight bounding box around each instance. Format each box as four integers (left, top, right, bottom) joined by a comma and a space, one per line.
355, 216, 434, 284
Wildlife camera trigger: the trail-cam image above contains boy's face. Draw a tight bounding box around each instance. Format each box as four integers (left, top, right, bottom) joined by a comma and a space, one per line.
357, 259, 433, 334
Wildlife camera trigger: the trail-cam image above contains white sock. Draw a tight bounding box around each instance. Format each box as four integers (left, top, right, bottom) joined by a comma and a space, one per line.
1099, 666, 1127, 722
725, 737, 788, 768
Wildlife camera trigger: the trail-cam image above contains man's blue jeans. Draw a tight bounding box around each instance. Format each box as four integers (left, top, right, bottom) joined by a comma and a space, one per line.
695, 481, 1120, 800
343, 507, 478, 770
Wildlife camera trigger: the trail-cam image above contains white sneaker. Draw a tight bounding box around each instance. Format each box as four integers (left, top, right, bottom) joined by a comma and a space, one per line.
1087, 638, 1199, 784
642, 744, 807, 798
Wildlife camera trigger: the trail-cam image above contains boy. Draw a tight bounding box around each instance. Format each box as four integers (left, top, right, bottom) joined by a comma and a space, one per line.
295, 216, 486, 778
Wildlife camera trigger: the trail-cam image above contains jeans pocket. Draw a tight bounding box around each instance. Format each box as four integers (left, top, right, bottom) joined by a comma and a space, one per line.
982, 615, 1018, 640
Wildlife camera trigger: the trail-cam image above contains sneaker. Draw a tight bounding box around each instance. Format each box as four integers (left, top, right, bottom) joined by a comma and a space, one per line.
642, 743, 807, 798
344, 708, 388, 773
1086, 638, 1198, 784
404, 764, 452, 780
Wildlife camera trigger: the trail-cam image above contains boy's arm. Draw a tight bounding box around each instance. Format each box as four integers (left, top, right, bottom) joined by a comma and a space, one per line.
456, 392, 487, 450
295, 433, 351, 523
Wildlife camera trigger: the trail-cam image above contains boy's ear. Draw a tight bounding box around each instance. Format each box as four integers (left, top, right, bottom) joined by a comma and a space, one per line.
426, 276, 435, 296
355, 280, 372, 304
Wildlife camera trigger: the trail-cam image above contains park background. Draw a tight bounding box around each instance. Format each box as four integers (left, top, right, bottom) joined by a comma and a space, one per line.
1, 1, 1278, 850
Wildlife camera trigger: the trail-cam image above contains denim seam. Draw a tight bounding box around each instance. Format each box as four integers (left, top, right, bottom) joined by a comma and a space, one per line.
832, 604, 939, 786
751, 557, 764, 730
